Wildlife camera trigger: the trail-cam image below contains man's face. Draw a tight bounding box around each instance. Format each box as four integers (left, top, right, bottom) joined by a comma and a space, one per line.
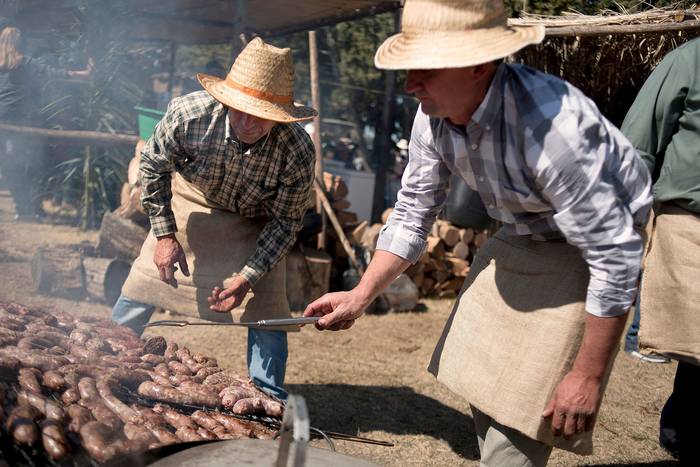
404, 66, 493, 125
228, 108, 277, 145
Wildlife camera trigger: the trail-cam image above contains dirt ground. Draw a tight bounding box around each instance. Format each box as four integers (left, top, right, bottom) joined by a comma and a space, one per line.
0, 184, 679, 466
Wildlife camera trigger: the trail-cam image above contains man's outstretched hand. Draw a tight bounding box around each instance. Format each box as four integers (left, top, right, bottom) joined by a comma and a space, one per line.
303, 291, 370, 331
208, 275, 252, 313
154, 234, 190, 287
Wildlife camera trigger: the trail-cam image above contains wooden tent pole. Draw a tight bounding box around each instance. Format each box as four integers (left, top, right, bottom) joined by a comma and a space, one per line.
0, 123, 138, 146
370, 11, 400, 223
309, 30, 326, 251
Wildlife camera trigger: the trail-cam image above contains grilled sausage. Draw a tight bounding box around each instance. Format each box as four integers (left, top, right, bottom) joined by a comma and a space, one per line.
175, 426, 203, 442
96, 377, 140, 424
18, 367, 42, 394
79, 421, 128, 463
208, 412, 254, 438
17, 390, 65, 422
78, 377, 99, 401
123, 422, 158, 450
168, 360, 192, 376
0, 353, 20, 375
42, 370, 66, 391
152, 404, 197, 430
79, 400, 123, 432
138, 381, 220, 408
141, 354, 165, 366
41, 420, 69, 460
219, 386, 257, 408
67, 404, 93, 432
7, 405, 39, 446
232, 397, 265, 415
61, 387, 80, 405
164, 342, 178, 360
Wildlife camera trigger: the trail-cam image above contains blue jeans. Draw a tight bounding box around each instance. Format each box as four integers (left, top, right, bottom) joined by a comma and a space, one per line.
112, 294, 288, 400
624, 299, 641, 353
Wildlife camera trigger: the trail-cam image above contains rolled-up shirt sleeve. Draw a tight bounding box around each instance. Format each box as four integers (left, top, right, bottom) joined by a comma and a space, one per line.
376, 109, 450, 263
531, 108, 653, 317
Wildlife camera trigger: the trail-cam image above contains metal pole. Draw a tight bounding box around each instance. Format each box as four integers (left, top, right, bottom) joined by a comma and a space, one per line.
309, 30, 326, 251
370, 11, 399, 223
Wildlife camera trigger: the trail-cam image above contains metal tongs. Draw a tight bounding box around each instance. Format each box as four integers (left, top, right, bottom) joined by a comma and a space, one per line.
143, 316, 320, 328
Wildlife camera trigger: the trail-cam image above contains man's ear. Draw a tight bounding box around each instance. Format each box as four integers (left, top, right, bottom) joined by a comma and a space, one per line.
472, 62, 494, 83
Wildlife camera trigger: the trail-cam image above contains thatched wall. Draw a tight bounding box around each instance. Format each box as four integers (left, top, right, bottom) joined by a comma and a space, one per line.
511, 9, 700, 125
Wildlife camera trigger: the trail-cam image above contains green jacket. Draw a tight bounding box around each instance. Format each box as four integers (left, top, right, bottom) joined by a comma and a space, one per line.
621, 38, 700, 214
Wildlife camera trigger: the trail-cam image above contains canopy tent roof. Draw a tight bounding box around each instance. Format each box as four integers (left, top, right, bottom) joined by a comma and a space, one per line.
2, 0, 401, 44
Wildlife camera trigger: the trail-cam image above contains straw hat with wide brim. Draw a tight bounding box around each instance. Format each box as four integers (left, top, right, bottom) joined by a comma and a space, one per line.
375, 0, 545, 70
198, 37, 317, 123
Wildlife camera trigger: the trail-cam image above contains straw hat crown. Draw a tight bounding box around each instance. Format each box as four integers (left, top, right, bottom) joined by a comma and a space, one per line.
198, 37, 316, 123
375, 0, 544, 70
402, 0, 506, 33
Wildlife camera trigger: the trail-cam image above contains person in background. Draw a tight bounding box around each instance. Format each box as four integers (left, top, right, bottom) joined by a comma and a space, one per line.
112, 38, 317, 400
0, 24, 92, 219
620, 37, 700, 464
304, 1, 653, 465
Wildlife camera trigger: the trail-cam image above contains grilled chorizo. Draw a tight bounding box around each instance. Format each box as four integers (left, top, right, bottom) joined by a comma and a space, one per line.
17, 390, 65, 422
41, 420, 69, 460
42, 371, 66, 391
18, 367, 42, 393
7, 405, 39, 446
67, 404, 93, 432
138, 381, 220, 408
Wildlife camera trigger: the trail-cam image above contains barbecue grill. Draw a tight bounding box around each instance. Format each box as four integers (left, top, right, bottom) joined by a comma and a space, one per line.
0, 301, 391, 466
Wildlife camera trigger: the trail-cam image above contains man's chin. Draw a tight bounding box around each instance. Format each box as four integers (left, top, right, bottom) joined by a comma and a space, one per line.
238, 134, 261, 144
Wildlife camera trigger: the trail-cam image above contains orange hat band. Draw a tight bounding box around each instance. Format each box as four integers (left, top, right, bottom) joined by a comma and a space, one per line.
225, 76, 293, 105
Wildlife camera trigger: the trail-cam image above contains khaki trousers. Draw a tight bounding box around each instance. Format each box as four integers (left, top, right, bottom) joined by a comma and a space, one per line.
473, 406, 552, 467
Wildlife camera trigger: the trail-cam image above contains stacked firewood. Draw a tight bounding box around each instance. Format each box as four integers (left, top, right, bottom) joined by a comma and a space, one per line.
0, 300, 281, 463
352, 210, 489, 299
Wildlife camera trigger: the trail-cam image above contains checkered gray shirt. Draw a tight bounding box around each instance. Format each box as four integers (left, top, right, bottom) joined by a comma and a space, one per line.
377, 64, 653, 317
140, 91, 315, 285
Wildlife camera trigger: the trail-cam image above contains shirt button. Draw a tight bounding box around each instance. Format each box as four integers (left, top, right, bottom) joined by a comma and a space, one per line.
488, 204, 495, 209
470, 143, 479, 150
478, 176, 485, 182
485, 125, 491, 131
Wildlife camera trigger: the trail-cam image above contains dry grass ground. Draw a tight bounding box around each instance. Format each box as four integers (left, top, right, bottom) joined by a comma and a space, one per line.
0, 185, 679, 466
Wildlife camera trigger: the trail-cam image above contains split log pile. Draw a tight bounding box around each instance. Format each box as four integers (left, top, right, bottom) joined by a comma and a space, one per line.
0, 300, 281, 463
355, 210, 490, 299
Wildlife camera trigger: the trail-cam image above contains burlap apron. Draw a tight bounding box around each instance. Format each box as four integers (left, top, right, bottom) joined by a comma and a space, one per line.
639, 203, 700, 365
121, 173, 293, 330
428, 229, 615, 455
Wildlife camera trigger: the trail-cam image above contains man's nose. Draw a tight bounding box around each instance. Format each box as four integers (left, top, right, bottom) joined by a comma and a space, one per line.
404, 71, 422, 94
239, 113, 257, 130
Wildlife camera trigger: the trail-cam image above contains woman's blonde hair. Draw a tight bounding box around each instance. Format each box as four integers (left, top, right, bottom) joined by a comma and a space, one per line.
0, 27, 23, 72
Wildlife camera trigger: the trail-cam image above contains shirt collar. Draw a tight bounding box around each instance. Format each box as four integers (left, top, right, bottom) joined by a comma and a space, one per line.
470, 62, 506, 132
224, 109, 234, 143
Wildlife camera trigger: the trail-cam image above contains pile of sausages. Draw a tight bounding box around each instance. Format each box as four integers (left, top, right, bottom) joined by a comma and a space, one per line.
0, 301, 283, 463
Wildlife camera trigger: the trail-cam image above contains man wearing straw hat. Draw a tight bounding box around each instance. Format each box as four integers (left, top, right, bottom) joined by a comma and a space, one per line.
305, 0, 653, 464
112, 38, 317, 400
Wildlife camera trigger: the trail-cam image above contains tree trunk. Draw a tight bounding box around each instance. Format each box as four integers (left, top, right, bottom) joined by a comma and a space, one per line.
97, 211, 149, 261
31, 246, 85, 299
285, 247, 332, 311
83, 257, 132, 306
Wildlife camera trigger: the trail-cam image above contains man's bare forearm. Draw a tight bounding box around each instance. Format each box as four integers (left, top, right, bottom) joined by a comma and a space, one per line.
572, 312, 629, 379
354, 250, 411, 303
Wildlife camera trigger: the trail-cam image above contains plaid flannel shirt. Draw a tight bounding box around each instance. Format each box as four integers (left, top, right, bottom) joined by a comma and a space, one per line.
140, 91, 315, 285
378, 64, 653, 317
